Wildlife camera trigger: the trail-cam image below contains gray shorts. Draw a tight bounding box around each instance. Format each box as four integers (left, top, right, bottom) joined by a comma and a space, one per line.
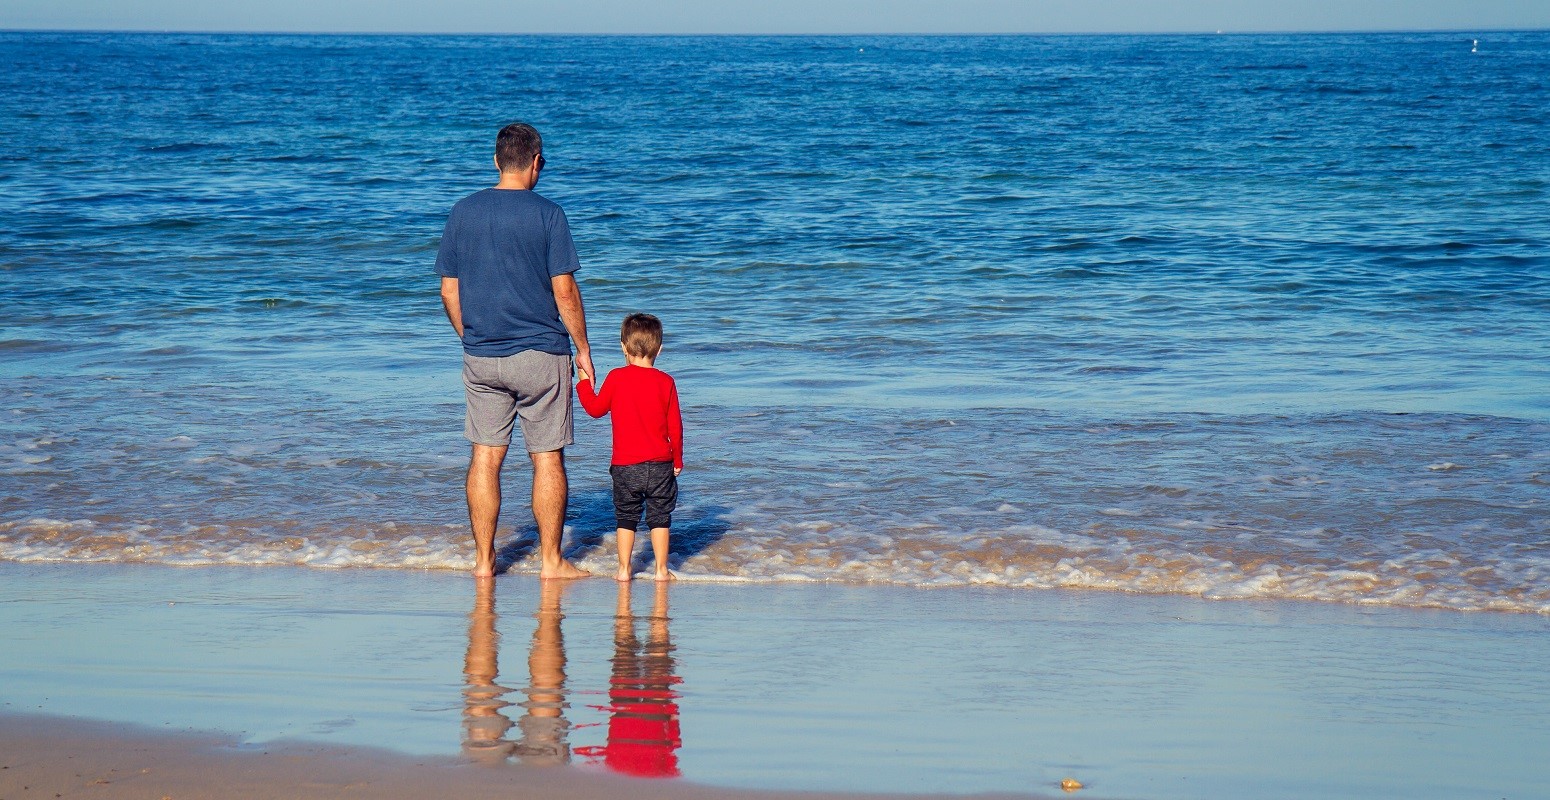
462, 351, 574, 452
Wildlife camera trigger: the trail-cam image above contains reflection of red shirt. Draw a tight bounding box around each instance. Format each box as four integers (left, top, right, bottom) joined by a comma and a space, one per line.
575, 629, 682, 779
575, 680, 682, 778
603, 699, 681, 778
577, 365, 683, 470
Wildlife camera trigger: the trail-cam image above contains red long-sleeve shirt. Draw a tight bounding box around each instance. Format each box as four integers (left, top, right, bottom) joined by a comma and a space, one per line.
577, 364, 683, 470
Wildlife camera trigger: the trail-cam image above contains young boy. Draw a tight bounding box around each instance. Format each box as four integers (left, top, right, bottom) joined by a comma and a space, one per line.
576, 313, 683, 582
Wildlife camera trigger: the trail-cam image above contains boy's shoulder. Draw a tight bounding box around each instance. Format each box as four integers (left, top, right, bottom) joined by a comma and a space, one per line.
611, 364, 676, 385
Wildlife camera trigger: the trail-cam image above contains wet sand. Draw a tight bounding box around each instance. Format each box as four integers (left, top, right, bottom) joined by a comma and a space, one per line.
3, 561, 1548, 799
0, 712, 1046, 800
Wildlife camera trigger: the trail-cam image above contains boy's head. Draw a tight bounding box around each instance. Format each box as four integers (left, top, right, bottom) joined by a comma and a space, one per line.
620, 313, 663, 359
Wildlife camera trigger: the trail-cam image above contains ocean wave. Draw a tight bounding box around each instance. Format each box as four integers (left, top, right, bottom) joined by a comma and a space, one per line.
4, 516, 1545, 615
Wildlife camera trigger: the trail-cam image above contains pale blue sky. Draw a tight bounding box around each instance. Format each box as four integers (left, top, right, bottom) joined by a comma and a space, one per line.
2, 0, 1545, 34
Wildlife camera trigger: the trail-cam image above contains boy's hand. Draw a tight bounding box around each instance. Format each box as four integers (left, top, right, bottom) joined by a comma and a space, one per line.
576, 365, 591, 383
674, 467, 682, 476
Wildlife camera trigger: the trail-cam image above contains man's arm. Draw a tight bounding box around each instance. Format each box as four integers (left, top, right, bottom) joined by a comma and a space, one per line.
551, 273, 593, 382
440, 277, 463, 338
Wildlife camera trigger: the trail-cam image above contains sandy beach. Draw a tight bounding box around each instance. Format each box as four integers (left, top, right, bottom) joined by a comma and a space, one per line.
3, 562, 1547, 799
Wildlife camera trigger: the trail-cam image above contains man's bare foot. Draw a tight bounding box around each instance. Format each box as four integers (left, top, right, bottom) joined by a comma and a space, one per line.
472, 562, 496, 578
614, 568, 633, 582
654, 570, 675, 582
539, 559, 592, 580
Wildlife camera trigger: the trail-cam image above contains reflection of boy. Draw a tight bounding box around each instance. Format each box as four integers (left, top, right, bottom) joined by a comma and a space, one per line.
575, 582, 681, 778
576, 313, 684, 582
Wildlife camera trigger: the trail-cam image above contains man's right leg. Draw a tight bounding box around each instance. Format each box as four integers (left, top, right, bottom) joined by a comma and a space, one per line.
531, 449, 589, 579
467, 443, 508, 578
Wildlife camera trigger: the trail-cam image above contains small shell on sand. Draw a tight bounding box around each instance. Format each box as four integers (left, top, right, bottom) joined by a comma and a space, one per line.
1060, 777, 1084, 792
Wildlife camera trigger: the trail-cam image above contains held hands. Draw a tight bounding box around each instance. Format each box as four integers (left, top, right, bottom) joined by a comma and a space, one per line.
575, 351, 596, 385
674, 466, 682, 476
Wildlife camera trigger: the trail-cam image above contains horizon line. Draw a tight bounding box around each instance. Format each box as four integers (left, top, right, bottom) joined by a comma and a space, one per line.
2, 26, 1541, 37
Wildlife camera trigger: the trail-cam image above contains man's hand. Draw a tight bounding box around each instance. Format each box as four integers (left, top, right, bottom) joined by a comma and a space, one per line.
575, 350, 596, 386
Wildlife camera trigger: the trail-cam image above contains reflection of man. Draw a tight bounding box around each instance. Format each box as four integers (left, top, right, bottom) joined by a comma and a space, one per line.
514, 580, 572, 765
576, 582, 681, 777
437, 122, 594, 579
461, 578, 514, 763
460, 579, 573, 767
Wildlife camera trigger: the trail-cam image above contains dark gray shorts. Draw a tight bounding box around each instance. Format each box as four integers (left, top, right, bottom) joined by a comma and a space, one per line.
462, 351, 574, 452
610, 461, 678, 530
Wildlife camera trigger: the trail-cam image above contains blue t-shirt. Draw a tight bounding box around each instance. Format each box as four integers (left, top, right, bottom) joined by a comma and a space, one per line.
435, 188, 581, 357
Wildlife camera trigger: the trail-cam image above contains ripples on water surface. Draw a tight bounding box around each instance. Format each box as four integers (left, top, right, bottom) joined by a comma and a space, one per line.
1, 32, 1547, 612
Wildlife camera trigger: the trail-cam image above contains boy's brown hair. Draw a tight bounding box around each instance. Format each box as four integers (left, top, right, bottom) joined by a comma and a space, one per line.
621, 313, 663, 358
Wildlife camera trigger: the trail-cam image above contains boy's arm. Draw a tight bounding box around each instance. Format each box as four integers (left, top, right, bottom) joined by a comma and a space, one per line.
667, 379, 683, 474
576, 372, 611, 418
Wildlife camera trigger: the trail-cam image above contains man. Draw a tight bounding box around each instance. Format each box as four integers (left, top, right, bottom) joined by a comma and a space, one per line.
436, 122, 595, 579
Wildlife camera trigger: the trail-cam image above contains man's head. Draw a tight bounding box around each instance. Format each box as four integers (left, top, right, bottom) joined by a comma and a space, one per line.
495, 123, 543, 174
621, 313, 663, 359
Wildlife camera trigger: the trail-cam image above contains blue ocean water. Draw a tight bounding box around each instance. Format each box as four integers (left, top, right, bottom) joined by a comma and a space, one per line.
1, 31, 1547, 612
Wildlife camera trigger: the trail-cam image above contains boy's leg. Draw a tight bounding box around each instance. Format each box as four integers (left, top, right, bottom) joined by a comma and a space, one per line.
612, 464, 647, 582
649, 527, 673, 581
643, 462, 679, 582
615, 527, 636, 582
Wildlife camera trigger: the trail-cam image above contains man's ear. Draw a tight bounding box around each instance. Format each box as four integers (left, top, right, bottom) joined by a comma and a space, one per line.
493, 154, 501, 172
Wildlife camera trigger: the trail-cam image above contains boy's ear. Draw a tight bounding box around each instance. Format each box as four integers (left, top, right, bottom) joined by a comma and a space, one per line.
620, 342, 628, 356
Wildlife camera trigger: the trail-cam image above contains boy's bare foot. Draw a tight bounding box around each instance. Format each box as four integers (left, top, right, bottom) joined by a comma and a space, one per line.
654, 570, 675, 582
539, 559, 591, 580
472, 561, 496, 578
614, 568, 633, 582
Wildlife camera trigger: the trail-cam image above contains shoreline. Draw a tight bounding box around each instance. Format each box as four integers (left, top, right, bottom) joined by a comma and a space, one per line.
2, 553, 1544, 617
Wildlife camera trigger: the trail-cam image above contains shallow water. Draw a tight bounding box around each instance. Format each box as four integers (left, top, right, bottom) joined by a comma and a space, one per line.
2, 32, 1548, 612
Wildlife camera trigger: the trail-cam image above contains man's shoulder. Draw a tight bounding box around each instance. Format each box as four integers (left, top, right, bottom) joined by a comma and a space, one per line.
448, 188, 494, 215
527, 191, 568, 220
452, 189, 565, 216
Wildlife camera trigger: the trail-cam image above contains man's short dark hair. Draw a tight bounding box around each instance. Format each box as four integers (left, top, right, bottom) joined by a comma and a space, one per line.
496, 123, 542, 173
621, 313, 663, 359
